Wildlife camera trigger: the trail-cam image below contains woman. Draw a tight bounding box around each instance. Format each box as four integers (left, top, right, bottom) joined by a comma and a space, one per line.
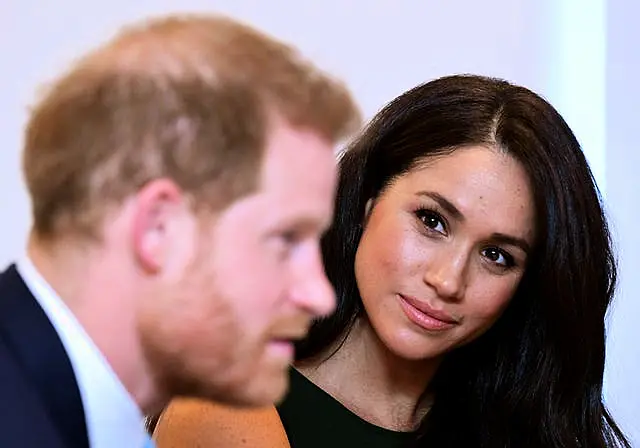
151, 75, 630, 447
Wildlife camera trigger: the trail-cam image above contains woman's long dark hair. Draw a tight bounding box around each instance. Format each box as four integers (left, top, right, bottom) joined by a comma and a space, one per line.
296, 75, 629, 447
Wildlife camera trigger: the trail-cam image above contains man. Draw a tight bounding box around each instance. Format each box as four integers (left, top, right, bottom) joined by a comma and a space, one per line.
0, 13, 361, 448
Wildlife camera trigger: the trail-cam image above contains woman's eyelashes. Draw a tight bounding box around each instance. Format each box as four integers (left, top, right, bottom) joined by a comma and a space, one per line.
481, 247, 516, 269
415, 207, 448, 235
414, 206, 517, 270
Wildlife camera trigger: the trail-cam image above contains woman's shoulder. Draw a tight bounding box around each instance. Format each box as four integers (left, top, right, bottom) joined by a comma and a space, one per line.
152, 398, 291, 448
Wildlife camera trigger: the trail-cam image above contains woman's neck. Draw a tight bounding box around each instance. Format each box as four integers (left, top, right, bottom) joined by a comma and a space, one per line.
296, 317, 441, 431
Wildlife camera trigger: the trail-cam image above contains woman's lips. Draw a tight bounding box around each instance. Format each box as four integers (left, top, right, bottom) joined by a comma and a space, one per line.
398, 294, 458, 331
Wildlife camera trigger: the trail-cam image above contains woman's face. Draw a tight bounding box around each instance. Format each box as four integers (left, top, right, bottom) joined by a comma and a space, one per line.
354, 146, 536, 361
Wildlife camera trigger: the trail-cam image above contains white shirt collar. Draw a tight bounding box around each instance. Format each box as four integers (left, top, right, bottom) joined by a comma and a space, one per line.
16, 256, 147, 448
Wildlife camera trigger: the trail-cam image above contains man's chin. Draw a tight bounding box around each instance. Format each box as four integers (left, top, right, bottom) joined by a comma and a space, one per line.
161, 358, 291, 408
213, 371, 290, 408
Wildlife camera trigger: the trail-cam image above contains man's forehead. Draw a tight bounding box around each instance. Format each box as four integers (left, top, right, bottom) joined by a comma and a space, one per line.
259, 186, 333, 222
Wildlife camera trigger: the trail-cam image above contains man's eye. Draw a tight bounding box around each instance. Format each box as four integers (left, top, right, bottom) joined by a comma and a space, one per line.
281, 231, 298, 245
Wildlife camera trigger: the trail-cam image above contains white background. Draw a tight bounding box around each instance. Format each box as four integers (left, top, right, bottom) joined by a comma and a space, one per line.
1, 1, 637, 443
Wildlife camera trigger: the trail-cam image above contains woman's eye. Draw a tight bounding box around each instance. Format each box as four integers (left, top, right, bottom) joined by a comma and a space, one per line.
482, 247, 514, 268
417, 209, 446, 234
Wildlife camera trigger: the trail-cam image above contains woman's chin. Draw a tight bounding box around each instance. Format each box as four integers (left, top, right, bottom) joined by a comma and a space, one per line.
381, 330, 450, 363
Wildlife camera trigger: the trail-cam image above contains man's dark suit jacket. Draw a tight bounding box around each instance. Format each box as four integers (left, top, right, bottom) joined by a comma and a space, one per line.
0, 264, 90, 448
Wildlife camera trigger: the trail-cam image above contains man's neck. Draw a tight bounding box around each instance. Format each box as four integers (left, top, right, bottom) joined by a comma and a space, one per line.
26, 234, 161, 415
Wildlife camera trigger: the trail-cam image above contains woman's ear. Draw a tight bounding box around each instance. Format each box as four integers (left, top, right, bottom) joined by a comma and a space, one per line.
362, 198, 374, 227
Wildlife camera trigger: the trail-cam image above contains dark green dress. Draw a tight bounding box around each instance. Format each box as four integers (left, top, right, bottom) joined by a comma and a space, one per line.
276, 368, 416, 448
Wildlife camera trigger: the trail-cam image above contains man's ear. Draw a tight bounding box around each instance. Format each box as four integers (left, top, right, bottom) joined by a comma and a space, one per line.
131, 179, 185, 274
